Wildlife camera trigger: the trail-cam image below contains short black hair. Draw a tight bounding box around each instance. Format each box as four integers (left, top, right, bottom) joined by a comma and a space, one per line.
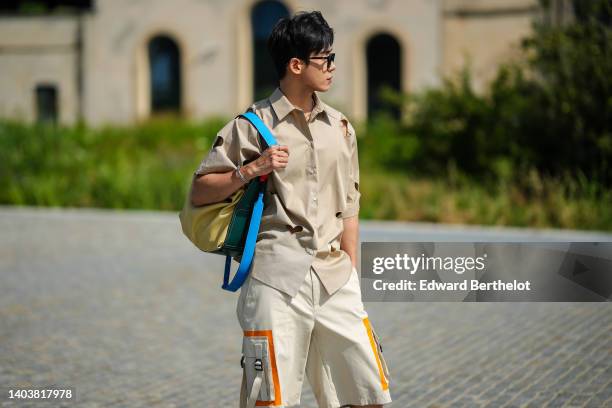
267, 11, 334, 80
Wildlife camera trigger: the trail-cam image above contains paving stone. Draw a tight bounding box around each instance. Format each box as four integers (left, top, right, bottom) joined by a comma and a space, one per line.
0, 207, 610, 407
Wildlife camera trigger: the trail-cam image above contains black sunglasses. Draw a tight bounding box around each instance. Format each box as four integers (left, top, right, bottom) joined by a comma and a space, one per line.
309, 53, 335, 70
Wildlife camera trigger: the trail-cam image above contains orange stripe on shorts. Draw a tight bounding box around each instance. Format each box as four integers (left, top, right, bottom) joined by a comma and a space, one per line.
362, 317, 389, 390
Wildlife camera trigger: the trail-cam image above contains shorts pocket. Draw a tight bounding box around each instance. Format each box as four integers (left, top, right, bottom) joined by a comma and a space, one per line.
242, 330, 282, 406
236, 276, 253, 327
372, 327, 391, 382
351, 266, 359, 283
362, 317, 390, 390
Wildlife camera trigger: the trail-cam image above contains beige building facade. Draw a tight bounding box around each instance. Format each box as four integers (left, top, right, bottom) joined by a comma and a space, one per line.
0, 0, 554, 126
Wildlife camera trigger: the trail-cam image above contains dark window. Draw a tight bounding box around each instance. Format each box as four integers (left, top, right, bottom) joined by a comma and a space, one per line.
366, 33, 402, 119
251, 0, 289, 101
0, 0, 93, 14
148, 35, 181, 114
35, 84, 58, 124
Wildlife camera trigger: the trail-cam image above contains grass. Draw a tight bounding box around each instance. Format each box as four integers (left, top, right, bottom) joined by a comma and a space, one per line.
360, 167, 612, 231
2, 118, 611, 231
0, 117, 226, 211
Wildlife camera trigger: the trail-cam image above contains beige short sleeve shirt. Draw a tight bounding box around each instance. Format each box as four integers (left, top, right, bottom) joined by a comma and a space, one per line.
194, 87, 360, 298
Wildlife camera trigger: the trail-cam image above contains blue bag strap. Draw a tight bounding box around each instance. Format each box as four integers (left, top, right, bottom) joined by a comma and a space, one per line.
221, 111, 276, 292
239, 111, 278, 148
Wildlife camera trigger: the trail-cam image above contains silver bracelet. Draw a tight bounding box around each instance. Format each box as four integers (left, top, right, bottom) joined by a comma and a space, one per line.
235, 165, 249, 184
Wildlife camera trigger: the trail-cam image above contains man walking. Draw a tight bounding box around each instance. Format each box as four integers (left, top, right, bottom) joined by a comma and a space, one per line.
190, 11, 392, 408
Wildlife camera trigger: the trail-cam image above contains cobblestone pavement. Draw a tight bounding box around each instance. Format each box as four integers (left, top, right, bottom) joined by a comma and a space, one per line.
0, 207, 610, 408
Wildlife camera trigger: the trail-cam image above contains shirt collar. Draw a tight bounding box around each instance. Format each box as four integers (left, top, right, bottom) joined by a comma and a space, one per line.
269, 87, 328, 122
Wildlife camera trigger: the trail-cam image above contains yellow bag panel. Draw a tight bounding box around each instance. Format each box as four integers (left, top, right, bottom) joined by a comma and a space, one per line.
179, 183, 245, 252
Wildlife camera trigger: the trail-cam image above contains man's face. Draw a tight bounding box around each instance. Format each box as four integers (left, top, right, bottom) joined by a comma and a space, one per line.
301, 48, 336, 92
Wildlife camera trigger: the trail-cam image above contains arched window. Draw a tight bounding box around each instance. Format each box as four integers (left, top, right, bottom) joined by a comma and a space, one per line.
148, 35, 181, 114
251, 0, 289, 101
366, 33, 402, 119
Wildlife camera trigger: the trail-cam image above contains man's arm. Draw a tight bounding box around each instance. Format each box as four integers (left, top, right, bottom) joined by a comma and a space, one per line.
339, 114, 360, 269
340, 215, 359, 268
190, 167, 254, 206
191, 145, 289, 206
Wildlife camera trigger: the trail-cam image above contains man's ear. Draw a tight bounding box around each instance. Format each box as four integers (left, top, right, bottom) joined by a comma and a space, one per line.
287, 57, 303, 75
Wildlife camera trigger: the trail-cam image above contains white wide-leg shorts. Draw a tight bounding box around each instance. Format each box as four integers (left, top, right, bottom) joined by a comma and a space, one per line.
237, 266, 392, 408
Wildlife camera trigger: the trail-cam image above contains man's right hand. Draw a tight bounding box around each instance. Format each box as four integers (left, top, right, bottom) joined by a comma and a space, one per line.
244, 145, 290, 179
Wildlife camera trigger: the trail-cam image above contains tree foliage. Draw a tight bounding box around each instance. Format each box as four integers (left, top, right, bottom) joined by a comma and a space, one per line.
365, 0, 612, 185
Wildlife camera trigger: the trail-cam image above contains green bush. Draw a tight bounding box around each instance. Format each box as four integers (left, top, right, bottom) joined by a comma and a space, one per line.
0, 117, 227, 210
365, 0, 612, 186
521, 0, 612, 181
